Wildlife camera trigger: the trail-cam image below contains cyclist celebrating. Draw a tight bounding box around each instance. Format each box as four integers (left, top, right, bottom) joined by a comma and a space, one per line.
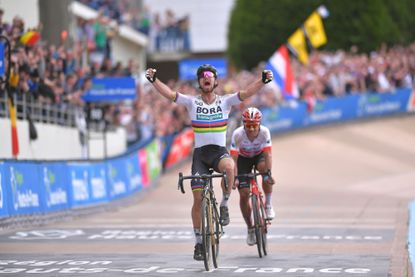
145, 65, 273, 260
230, 107, 276, 246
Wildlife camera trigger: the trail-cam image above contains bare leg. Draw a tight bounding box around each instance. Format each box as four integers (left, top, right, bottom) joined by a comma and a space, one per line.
217, 156, 235, 195
239, 188, 253, 227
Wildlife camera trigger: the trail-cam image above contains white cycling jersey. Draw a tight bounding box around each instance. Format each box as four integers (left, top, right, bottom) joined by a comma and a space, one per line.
175, 92, 242, 148
230, 125, 272, 157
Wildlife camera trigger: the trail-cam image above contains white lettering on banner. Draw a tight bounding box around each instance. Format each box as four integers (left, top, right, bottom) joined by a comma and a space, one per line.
269, 119, 293, 129
89, 88, 135, 96
91, 177, 106, 199
309, 110, 342, 122
71, 171, 89, 201
364, 101, 401, 114
47, 188, 68, 207
16, 190, 39, 208
112, 181, 126, 195
0, 265, 372, 274
129, 174, 141, 190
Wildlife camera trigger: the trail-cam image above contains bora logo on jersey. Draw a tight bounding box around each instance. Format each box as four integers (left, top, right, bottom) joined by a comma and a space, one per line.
196, 106, 223, 120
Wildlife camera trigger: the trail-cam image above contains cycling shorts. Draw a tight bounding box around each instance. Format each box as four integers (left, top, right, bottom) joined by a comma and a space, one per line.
237, 152, 265, 190
191, 144, 230, 191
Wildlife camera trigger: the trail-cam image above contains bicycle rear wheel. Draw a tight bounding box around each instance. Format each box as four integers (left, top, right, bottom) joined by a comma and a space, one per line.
251, 195, 263, 258
201, 197, 212, 271
259, 198, 268, 256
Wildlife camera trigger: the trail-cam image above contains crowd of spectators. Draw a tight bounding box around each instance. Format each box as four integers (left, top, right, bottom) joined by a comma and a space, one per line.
0, 9, 140, 147
1, 6, 414, 151
79, 0, 191, 53
292, 44, 415, 106
138, 43, 415, 146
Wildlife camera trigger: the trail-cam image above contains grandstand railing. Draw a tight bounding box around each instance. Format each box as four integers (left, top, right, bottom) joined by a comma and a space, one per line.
0, 91, 111, 132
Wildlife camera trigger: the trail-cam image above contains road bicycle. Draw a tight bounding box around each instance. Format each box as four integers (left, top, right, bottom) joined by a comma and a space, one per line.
177, 169, 228, 271
235, 168, 271, 258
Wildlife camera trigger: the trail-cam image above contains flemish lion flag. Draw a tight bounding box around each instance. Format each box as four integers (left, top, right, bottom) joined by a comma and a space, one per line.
8, 97, 19, 157
304, 11, 327, 48
287, 28, 309, 64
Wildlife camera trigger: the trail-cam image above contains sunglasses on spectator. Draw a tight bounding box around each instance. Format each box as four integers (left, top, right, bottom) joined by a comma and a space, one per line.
244, 122, 259, 128
201, 71, 214, 78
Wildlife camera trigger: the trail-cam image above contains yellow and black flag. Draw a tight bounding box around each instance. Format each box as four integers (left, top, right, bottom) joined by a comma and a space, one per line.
304, 10, 327, 49
287, 28, 309, 65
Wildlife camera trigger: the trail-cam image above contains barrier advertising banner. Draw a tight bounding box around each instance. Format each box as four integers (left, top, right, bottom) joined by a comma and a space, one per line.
0, 42, 4, 76
356, 89, 411, 117
125, 153, 142, 193
304, 95, 358, 127
262, 104, 307, 133
164, 128, 194, 169
88, 162, 109, 203
40, 163, 70, 212
5, 162, 43, 215
67, 162, 91, 207
0, 162, 8, 217
144, 140, 162, 182
106, 158, 129, 200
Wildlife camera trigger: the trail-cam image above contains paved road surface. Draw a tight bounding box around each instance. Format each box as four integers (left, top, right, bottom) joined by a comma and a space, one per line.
1, 115, 415, 276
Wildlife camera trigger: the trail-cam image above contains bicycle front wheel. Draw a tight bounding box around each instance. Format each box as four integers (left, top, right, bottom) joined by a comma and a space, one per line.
201, 197, 212, 271
259, 197, 268, 256
251, 194, 263, 258
211, 197, 221, 268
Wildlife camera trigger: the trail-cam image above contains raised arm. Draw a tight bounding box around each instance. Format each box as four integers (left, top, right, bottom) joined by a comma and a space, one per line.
239, 70, 273, 101
145, 68, 177, 101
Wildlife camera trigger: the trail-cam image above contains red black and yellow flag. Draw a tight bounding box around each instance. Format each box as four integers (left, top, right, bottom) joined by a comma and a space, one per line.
19, 31, 40, 46
7, 95, 19, 157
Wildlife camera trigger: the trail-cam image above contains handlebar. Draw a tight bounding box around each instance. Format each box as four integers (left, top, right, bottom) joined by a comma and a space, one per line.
177, 171, 228, 194
235, 169, 272, 180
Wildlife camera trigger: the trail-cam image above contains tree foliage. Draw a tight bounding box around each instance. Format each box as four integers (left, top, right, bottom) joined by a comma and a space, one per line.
227, 0, 415, 70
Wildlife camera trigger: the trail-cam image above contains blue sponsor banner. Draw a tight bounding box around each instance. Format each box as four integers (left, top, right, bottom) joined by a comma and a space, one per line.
40, 163, 70, 212
82, 77, 136, 102
356, 88, 411, 118
262, 103, 308, 133
106, 158, 129, 200
179, 58, 227, 80
125, 152, 142, 193
0, 162, 8, 217
0, 42, 4, 76
5, 162, 43, 215
89, 162, 109, 203
303, 95, 359, 127
67, 163, 92, 207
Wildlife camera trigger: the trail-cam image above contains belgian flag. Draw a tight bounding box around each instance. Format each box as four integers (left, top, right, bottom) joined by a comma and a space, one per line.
19, 31, 40, 46
7, 93, 19, 157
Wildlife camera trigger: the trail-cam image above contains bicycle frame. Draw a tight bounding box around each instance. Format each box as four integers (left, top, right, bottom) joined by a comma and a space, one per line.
177, 170, 228, 271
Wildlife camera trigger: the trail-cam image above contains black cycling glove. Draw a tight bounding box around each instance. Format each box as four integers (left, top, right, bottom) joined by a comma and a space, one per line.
145, 69, 157, 83
262, 70, 273, 84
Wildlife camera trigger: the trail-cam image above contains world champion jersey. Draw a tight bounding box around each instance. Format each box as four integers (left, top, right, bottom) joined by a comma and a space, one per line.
175, 92, 242, 148
230, 125, 272, 158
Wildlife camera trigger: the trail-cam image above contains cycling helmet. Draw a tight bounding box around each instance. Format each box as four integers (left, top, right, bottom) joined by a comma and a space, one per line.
196, 64, 218, 79
242, 107, 262, 123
